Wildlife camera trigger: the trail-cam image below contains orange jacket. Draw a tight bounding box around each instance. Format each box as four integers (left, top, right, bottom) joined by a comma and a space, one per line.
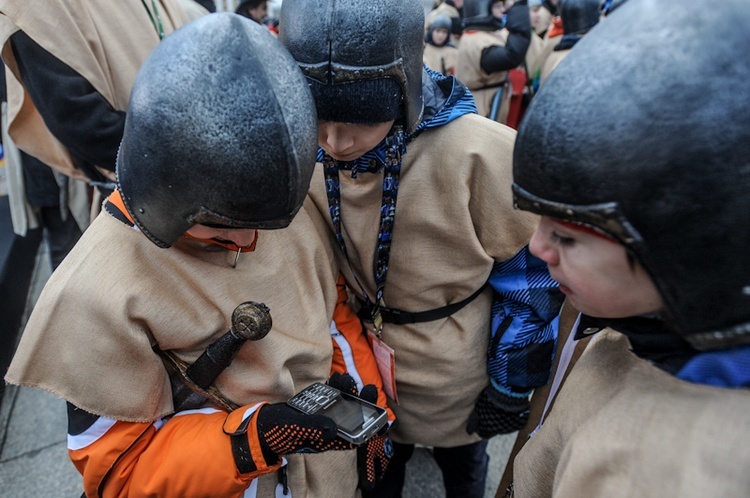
68, 195, 391, 497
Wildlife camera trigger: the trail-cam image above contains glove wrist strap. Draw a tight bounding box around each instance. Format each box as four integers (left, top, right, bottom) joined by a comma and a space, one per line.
230, 414, 258, 474
223, 403, 282, 475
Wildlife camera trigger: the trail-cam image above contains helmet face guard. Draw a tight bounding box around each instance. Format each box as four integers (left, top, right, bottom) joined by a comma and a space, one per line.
512, 0, 750, 350
278, 0, 425, 133
117, 13, 318, 248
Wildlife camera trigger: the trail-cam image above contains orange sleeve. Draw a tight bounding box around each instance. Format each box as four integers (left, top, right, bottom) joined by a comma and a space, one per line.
330, 275, 395, 422
69, 405, 279, 497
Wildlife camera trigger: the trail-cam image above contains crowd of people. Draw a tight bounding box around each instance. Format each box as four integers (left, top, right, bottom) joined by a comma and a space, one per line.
424, 0, 610, 128
1, 0, 749, 497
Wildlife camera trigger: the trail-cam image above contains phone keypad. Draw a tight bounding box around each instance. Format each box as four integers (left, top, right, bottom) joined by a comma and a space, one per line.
289, 383, 337, 413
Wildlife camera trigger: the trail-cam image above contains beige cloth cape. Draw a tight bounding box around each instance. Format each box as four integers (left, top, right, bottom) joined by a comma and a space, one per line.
539, 48, 569, 88
424, 43, 459, 76
177, 0, 209, 21
524, 32, 546, 86
5, 197, 359, 498
308, 115, 539, 447
455, 30, 512, 123
513, 329, 750, 498
0, 0, 189, 181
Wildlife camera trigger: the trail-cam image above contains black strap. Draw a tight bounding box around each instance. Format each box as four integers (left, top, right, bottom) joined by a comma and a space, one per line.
228, 414, 258, 474
357, 284, 487, 325
470, 80, 507, 92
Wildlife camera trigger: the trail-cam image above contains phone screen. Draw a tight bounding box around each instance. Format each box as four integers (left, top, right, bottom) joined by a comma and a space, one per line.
319, 392, 382, 434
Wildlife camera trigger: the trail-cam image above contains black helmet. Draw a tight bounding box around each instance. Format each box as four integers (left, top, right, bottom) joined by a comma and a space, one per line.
560, 0, 600, 35
513, 0, 750, 350
117, 13, 317, 248
278, 0, 425, 133
431, 12, 454, 32
463, 0, 504, 30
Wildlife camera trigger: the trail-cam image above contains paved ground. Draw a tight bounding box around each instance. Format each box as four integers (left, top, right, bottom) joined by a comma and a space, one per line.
0, 243, 513, 497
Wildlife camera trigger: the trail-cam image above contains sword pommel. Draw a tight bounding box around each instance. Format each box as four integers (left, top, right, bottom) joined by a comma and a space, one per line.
231, 301, 272, 342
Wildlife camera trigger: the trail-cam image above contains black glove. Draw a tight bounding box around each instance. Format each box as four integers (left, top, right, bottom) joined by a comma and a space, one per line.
224, 401, 353, 476
466, 385, 530, 438
480, 1, 531, 73
505, 1, 532, 35
256, 403, 353, 459
327, 372, 394, 490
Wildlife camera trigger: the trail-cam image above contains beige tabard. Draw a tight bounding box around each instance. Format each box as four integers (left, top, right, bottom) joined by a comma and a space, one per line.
6, 197, 359, 498
0, 0, 189, 179
539, 48, 570, 87
524, 33, 546, 85
309, 114, 539, 447
455, 29, 512, 122
514, 329, 750, 498
424, 43, 459, 76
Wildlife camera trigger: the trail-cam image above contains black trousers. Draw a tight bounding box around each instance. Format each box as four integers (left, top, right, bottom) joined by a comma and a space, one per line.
363, 439, 490, 498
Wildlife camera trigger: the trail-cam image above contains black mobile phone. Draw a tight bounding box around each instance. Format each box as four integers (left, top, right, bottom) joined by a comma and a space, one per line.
287, 382, 388, 444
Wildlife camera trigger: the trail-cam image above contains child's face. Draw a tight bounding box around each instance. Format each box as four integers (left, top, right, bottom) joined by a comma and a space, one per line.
247, 1, 268, 23
318, 120, 395, 162
529, 6, 542, 29
530, 216, 664, 318
431, 27, 449, 46
492, 1, 513, 19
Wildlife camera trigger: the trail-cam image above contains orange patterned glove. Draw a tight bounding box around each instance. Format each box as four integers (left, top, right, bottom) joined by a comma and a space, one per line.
327, 372, 394, 490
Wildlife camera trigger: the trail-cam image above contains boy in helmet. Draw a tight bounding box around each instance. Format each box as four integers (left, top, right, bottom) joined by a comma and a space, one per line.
537, 0, 599, 87
279, 0, 562, 495
5, 14, 390, 498
426, 0, 465, 45
455, 0, 531, 123
502, 0, 750, 495
423, 13, 459, 75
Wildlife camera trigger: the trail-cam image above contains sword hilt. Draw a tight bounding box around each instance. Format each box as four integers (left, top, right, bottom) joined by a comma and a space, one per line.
185, 301, 272, 390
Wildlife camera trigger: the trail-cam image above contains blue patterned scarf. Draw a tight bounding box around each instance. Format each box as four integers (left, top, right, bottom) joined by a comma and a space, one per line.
319, 67, 476, 328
